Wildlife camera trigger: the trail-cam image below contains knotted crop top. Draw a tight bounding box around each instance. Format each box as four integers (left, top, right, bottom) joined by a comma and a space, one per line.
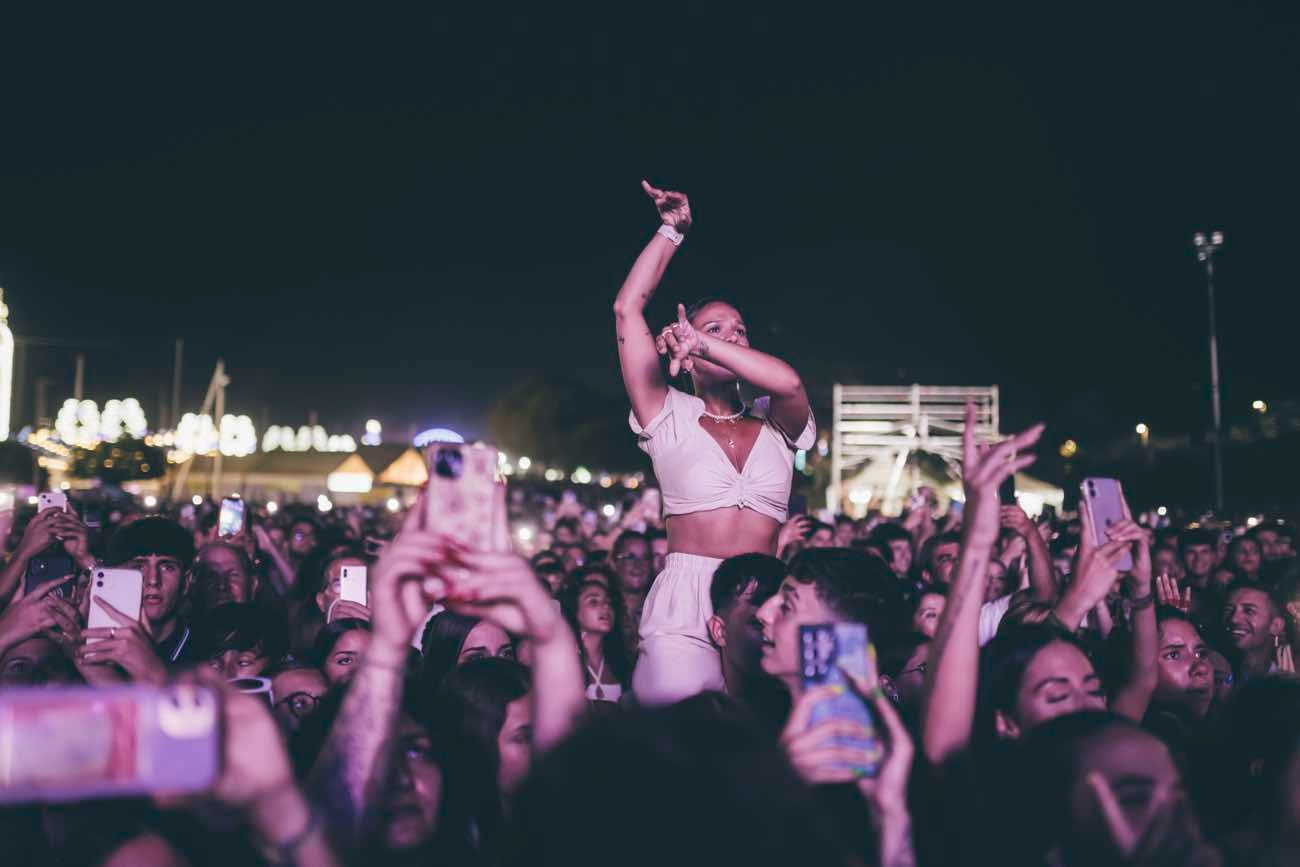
629, 387, 816, 524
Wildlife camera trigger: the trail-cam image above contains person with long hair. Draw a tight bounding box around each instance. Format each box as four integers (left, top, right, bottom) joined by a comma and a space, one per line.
561, 579, 631, 703
614, 179, 814, 704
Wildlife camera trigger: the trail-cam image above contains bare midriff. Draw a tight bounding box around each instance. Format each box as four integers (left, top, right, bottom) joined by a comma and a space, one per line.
666, 507, 780, 560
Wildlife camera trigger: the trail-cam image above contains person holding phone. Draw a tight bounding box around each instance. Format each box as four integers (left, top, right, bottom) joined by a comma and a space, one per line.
614, 180, 814, 705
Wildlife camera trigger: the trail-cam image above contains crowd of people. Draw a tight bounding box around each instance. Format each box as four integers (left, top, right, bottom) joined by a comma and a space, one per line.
0, 182, 1297, 866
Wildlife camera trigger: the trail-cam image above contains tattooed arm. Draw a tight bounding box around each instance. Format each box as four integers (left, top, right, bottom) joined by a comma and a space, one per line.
615, 180, 690, 427
307, 509, 436, 842
922, 407, 1044, 765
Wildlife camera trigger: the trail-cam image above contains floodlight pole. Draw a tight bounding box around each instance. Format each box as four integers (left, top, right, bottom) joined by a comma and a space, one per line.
1193, 230, 1225, 513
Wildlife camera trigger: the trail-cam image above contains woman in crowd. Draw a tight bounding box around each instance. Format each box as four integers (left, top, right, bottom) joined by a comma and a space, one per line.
418, 609, 516, 691
561, 578, 631, 704
613, 180, 814, 704
311, 617, 372, 687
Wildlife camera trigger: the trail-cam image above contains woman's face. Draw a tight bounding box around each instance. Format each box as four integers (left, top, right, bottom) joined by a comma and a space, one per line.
1232, 539, 1262, 576
380, 716, 443, 851
1207, 650, 1234, 706
1153, 619, 1213, 719
1000, 641, 1106, 738
457, 621, 515, 665
885, 642, 930, 713
1065, 727, 1183, 860
577, 585, 614, 635
324, 628, 371, 686
688, 302, 749, 383
911, 593, 945, 638
497, 696, 533, 795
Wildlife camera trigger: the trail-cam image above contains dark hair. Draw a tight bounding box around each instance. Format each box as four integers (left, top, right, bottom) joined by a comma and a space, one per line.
1226, 534, 1262, 571
683, 296, 741, 323
310, 617, 371, 670
190, 602, 286, 662
1179, 528, 1218, 553
978, 623, 1094, 739
709, 552, 785, 616
612, 530, 647, 559
644, 527, 667, 543
419, 610, 487, 691
868, 523, 913, 547
878, 631, 931, 680
561, 580, 632, 686
506, 693, 853, 867
425, 657, 531, 862
553, 516, 581, 537
1012, 711, 1159, 863
1204, 677, 1300, 837
106, 516, 195, 569
785, 548, 907, 648
910, 583, 949, 616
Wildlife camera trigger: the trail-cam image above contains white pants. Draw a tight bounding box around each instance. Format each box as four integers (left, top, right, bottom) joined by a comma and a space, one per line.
631, 553, 725, 706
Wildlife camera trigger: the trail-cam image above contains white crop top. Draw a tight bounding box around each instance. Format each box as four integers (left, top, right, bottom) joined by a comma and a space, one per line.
629, 387, 816, 523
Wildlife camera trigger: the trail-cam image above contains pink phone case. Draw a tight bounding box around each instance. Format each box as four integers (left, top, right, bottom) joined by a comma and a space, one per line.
425, 443, 506, 552
0, 684, 220, 803
1080, 478, 1134, 573
87, 568, 144, 639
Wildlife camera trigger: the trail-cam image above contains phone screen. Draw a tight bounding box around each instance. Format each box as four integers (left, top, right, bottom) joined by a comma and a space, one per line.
218, 498, 245, 538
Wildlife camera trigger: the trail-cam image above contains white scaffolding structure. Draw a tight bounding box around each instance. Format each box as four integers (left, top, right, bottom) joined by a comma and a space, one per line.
827, 384, 999, 515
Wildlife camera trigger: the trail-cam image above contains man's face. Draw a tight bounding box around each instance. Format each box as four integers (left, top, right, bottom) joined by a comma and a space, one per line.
887, 539, 913, 577
755, 577, 840, 689
711, 579, 769, 679
1153, 619, 1212, 719
834, 522, 855, 547
928, 542, 960, 585
650, 537, 668, 575
1153, 548, 1185, 581
985, 561, 1011, 603
195, 545, 255, 609
1183, 543, 1215, 580
289, 522, 318, 556
1255, 529, 1283, 562
885, 642, 930, 714
1223, 588, 1283, 653
613, 539, 653, 594
127, 553, 187, 626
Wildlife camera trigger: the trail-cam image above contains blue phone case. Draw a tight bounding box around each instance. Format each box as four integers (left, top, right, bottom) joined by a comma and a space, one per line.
799, 622, 884, 777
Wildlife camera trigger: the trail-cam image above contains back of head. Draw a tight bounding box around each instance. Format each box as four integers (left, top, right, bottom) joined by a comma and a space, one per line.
785, 547, 907, 647
191, 602, 287, 662
506, 695, 860, 867
106, 516, 195, 568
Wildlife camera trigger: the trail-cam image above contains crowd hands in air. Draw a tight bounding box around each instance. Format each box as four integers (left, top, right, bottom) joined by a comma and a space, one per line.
0, 183, 1297, 866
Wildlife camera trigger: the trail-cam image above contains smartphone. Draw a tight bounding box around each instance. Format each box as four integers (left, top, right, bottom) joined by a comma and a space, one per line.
799, 623, 885, 777
87, 568, 144, 641
788, 493, 808, 516
0, 683, 220, 803
998, 472, 1017, 507
425, 443, 505, 552
37, 491, 68, 514
340, 565, 367, 606
218, 497, 246, 538
1080, 478, 1134, 573
81, 505, 103, 531
23, 550, 76, 598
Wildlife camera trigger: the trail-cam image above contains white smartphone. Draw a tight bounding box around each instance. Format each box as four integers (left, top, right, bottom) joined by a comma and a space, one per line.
218, 497, 246, 538
1080, 478, 1134, 573
87, 568, 144, 641
339, 565, 367, 606
38, 491, 68, 513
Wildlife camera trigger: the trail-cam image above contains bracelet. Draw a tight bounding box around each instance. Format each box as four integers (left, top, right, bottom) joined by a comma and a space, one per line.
1130, 593, 1156, 611
656, 223, 685, 247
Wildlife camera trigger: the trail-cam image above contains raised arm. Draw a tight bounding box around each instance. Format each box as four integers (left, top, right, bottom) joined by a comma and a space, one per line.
614, 181, 691, 428
1104, 521, 1157, 722
659, 302, 811, 437
1001, 505, 1058, 603
308, 511, 435, 841
922, 406, 1042, 766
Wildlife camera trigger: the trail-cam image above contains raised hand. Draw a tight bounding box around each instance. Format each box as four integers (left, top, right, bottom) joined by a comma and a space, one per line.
0, 574, 74, 649
77, 597, 166, 684
780, 684, 876, 784
1277, 642, 1295, 674
440, 547, 565, 643
326, 599, 372, 624
778, 514, 813, 557
655, 303, 702, 376
642, 180, 692, 232
961, 403, 1044, 546
369, 504, 448, 656
1156, 574, 1192, 614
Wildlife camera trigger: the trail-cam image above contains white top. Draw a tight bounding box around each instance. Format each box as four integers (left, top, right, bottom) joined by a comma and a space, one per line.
630, 387, 816, 524
978, 594, 1014, 647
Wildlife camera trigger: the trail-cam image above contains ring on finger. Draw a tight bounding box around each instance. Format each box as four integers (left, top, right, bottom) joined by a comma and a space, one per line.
110, 627, 116, 639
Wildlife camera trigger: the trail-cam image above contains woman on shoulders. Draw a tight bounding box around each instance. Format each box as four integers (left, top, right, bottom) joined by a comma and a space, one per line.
614, 180, 813, 705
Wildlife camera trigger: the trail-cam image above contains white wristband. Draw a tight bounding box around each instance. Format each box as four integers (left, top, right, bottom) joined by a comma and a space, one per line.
656, 223, 684, 247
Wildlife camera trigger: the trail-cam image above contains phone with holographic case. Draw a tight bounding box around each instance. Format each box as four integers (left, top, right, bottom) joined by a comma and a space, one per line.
1080, 478, 1134, 573
799, 622, 884, 777
0, 684, 220, 803
425, 443, 507, 552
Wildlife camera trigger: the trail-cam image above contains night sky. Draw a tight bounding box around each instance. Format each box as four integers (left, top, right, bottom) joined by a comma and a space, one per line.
2, 7, 1297, 454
